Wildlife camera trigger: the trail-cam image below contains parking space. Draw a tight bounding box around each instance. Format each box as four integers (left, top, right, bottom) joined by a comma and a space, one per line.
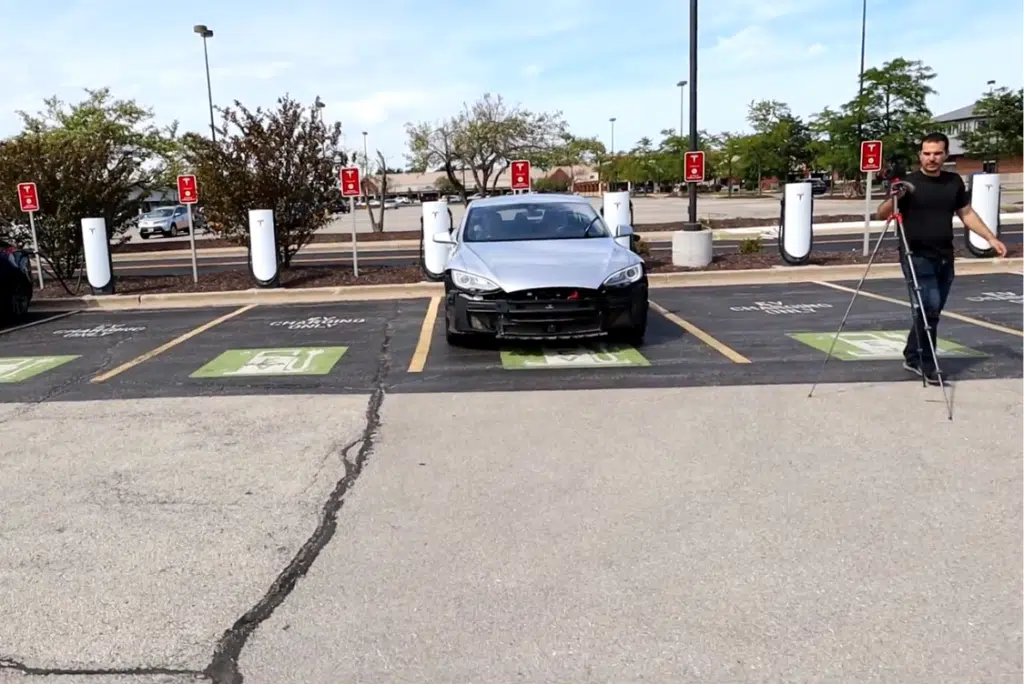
0, 307, 240, 403
848, 271, 1024, 332
1, 275, 1020, 403
81, 299, 429, 399
651, 279, 1021, 386
392, 295, 751, 394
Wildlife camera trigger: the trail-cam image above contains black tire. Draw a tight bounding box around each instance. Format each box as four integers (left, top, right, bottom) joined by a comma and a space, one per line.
5, 276, 31, 321
612, 303, 648, 347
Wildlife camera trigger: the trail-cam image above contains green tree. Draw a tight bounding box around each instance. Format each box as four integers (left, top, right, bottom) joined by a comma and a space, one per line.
178, 94, 347, 264
405, 93, 567, 200
0, 88, 174, 293
958, 85, 1023, 162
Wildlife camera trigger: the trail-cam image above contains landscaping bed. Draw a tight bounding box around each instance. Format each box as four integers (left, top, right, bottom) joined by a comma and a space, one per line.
34, 242, 1020, 299
109, 214, 869, 254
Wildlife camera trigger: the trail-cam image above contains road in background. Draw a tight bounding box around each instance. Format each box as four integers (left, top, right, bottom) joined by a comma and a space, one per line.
107, 226, 1024, 278
122, 193, 1015, 244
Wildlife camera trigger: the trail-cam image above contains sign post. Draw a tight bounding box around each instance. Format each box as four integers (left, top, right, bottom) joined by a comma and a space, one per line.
684, 151, 705, 183
511, 160, 531, 193
859, 140, 883, 256
17, 182, 44, 289
341, 167, 362, 276
177, 174, 200, 283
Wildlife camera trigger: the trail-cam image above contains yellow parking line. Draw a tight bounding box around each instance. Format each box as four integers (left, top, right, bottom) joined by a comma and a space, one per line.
0, 310, 81, 336
407, 296, 440, 373
649, 300, 752, 363
90, 304, 257, 383
812, 281, 1023, 338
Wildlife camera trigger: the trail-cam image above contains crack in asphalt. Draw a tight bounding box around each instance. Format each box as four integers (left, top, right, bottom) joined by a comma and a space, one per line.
203, 316, 396, 684
0, 656, 204, 678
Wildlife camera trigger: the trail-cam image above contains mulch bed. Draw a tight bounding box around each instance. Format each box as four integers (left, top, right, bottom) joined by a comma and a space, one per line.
35, 243, 1021, 299
110, 214, 868, 254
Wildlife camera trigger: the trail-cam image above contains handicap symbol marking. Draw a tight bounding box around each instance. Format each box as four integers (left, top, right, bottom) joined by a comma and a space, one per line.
190, 347, 349, 378
500, 344, 650, 370
788, 331, 987, 361
0, 355, 79, 383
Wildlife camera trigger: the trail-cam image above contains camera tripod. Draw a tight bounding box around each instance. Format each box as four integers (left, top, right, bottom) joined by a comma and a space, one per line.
807, 179, 953, 420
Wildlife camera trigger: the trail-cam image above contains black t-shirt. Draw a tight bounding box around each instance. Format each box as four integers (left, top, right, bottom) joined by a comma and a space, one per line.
895, 170, 969, 259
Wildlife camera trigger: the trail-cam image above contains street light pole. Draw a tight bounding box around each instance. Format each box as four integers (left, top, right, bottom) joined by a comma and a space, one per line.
609, 117, 616, 190
856, 0, 866, 140
685, 0, 699, 230
193, 25, 216, 142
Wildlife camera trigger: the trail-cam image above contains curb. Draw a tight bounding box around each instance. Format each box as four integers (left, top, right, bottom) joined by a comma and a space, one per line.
29, 257, 1023, 311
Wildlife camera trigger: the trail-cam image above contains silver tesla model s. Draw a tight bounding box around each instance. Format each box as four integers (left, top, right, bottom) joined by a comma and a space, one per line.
430, 193, 649, 346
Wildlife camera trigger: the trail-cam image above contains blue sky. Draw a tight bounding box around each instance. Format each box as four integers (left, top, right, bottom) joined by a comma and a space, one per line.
2, 0, 1021, 169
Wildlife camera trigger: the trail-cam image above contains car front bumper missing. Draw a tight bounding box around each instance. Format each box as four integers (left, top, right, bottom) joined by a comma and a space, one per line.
446, 280, 648, 340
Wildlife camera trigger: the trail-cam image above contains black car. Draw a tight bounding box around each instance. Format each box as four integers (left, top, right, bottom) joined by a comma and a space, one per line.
0, 242, 34, 324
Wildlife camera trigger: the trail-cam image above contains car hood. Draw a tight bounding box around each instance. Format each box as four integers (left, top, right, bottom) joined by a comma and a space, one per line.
453, 238, 640, 292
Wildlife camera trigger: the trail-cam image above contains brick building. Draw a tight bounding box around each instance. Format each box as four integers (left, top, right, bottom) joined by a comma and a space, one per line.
933, 103, 1023, 175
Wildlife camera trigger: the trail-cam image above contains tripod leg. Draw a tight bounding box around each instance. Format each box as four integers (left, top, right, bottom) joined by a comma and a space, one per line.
807, 218, 892, 398
895, 220, 953, 420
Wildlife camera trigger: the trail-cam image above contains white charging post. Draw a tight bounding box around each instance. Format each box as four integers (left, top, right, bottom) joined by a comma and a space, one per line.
779, 181, 813, 264
421, 199, 451, 279
81, 217, 114, 294
248, 209, 279, 287
967, 172, 1001, 257
602, 190, 633, 249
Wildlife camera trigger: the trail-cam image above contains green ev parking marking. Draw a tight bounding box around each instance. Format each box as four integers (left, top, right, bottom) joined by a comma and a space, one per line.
788, 331, 988, 361
500, 343, 650, 370
190, 347, 349, 378
0, 355, 79, 383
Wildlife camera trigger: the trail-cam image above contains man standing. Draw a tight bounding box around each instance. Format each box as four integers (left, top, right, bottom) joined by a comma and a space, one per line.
876, 132, 1007, 385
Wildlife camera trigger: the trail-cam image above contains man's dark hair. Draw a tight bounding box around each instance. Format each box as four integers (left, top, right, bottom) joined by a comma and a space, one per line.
920, 131, 949, 152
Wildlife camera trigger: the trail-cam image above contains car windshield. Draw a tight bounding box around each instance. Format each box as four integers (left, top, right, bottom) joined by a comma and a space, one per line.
146, 208, 173, 217
462, 201, 611, 242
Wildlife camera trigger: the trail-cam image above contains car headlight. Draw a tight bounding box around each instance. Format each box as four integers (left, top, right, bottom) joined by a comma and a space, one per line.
602, 264, 644, 287
451, 270, 500, 293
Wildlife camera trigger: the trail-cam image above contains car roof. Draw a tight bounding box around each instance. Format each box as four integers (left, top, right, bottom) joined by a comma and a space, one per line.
466, 192, 590, 209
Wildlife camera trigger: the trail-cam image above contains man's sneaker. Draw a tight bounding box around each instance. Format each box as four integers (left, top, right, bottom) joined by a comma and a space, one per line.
902, 360, 922, 376
922, 368, 942, 386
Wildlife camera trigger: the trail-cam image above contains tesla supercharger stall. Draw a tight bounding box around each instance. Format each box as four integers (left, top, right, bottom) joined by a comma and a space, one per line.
966, 172, 1001, 258
248, 209, 279, 287
601, 191, 634, 250
778, 181, 813, 265
421, 200, 454, 281
82, 217, 115, 295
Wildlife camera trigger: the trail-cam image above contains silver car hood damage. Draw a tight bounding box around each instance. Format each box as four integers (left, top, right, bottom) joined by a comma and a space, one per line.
451, 238, 640, 292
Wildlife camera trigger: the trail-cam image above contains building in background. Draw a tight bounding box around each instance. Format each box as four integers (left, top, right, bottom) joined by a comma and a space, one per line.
933, 103, 1023, 176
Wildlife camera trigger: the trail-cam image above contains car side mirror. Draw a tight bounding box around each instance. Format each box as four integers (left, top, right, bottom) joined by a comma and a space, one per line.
432, 231, 455, 245
615, 224, 634, 237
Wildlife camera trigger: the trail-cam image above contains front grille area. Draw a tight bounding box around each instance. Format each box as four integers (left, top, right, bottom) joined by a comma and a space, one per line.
498, 288, 603, 337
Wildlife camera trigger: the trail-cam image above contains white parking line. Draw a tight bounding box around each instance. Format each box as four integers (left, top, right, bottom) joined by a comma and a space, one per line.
0, 310, 81, 336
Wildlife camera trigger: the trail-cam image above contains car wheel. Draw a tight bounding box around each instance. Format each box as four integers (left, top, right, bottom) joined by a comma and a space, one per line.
613, 303, 647, 347
140, 233, 150, 240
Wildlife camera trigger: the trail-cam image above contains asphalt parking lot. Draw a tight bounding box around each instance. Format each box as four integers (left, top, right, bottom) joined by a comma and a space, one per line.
1, 272, 1021, 403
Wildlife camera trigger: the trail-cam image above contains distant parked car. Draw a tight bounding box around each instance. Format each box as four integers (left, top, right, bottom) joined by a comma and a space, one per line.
138, 205, 192, 239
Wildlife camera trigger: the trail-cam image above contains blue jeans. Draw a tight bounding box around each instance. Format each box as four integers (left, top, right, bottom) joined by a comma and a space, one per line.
901, 253, 955, 371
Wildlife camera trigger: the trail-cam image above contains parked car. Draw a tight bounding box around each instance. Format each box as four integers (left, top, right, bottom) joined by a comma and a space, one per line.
0, 241, 34, 324
430, 193, 648, 346
138, 205, 192, 239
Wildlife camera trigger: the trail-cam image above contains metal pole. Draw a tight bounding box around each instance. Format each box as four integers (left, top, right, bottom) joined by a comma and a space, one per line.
186, 203, 198, 283
677, 80, 687, 185
28, 211, 43, 289
202, 36, 216, 142
858, 0, 868, 255
350, 197, 359, 277
686, 0, 699, 229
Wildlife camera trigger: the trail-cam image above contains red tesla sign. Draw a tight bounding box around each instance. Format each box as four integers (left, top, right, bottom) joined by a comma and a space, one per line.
177, 174, 198, 204
684, 151, 705, 182
860, 140, 883, 173
510, 160, 531, 190
340, 167, 361, 197
17, 182, 38, 212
